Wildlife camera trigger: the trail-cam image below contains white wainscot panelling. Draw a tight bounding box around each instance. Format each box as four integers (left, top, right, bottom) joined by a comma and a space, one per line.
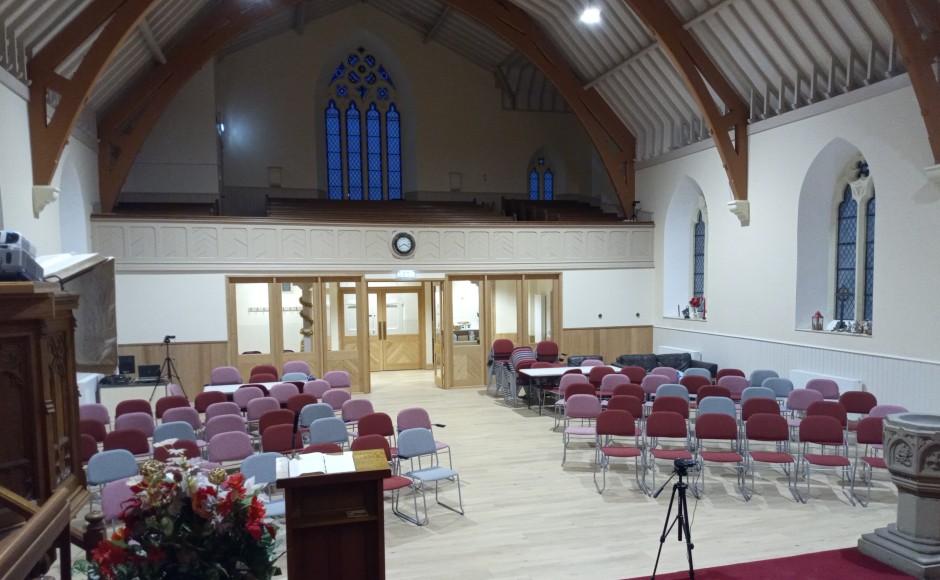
91, 218, 654, 273
654, 327, 940, 414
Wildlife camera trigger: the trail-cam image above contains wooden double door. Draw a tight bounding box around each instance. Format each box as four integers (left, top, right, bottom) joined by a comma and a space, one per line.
367, 286, 424, 371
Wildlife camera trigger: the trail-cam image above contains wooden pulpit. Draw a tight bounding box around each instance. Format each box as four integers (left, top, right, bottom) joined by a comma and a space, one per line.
276, 450, 391, 579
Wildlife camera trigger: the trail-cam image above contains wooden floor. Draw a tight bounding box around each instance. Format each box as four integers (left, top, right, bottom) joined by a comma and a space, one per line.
344, 370, 896, 579
59, 370, 898, 579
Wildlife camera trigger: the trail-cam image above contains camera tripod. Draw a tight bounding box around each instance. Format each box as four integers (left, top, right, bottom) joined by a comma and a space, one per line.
651, 467, 695, 578
152, 336, 182, 402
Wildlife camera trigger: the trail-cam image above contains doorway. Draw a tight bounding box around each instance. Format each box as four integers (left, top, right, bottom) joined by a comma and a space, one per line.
366, 283, 424, 371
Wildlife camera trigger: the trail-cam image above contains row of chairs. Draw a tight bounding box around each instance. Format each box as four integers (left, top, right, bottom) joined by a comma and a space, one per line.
210, 364, 353, 387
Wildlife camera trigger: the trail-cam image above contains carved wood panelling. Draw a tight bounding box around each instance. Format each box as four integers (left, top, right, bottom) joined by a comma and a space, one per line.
91, 218, 654, 272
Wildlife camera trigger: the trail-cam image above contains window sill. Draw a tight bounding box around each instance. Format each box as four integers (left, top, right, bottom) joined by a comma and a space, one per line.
795, 328, 872, 338
663, 316, 707, 322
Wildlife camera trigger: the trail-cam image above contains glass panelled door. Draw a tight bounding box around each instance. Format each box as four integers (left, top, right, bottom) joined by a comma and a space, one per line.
368, 286, 423, 371
230, 280, 275, 380
525, 277, 557, 347
277, 280, 320, 379
445, 277, 485, 388
330, 281, 367, 390
432, 281, 444, 387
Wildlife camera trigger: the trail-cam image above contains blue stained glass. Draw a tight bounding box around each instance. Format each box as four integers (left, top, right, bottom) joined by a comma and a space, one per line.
346, 102, 362, 200
336, 85, 347, 97
529, 170, 539, 200
348, 71, 360, 84
357, 86, 368, 98
347, 54, 359, 66
365, 55, 375, 67
835, 187, 857, 318
325, 101, 343, 199
377, 88, 388, 100
387, 104, 402, 199
379, 65, 394, 86
367, 104, 383, 200
864, 194, 875, 320
543, 169, 554, 200
693, 211, 705, 298
330, 64, 345, 85
365, 73, 376, 85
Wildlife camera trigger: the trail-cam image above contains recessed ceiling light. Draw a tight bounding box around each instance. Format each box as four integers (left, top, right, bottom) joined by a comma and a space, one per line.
580, 7, 601, 24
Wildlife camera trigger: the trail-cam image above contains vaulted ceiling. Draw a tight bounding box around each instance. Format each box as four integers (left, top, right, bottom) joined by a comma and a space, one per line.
0, 0, 909, 160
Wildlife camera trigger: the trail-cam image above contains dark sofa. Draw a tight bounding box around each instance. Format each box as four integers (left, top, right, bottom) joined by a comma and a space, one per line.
615, 352, 717, 378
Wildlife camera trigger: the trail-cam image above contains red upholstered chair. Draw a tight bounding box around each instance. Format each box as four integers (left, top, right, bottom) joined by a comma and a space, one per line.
643, 411, 692, 495
250, 364, 279, 379
115, 399, 152, 419
651, 396, 690, 421
103, 428, 150, 457
535, 340, 560, 363
80, 403, 111, 429
650, 367, 680, 383
717, 375, 749, 401
851, 416, 888, 506
605, 395, 644, 420
741, 398, 782, 423
839, 391, 878, 433
299, 443, 344, 454
806, 378, 841, 400
610, 383, 645, 402
350, 435, 418, 524
153, 439, 201, 462
81, 418, 108, 443
155, 396, 190, 421
716, 368, 746, 381
680, 374, 712, 397
594, 410, 643, 493
80, 434, 99, 464
258, 409, 295, 436
491, 339, 514, 361
195, 391, 227, 414
246, 397, 281, 424
599, 373, 631, 400
806, 401, 848, 430
561, 394, 602, 466
620, 366, 646, 384
358, 412, 397, 456
587, 366, 616, 389
742, 413, 800, 502
269, 382, 300, 407
248, 373, 277, 384
692, 413, 744, 498
696, 385, 731, 405
114, 412, 154, 438
798, 415, 854, 504
261, 424, 303, 453
286, 393, 318, 416
640, 374, 671, 400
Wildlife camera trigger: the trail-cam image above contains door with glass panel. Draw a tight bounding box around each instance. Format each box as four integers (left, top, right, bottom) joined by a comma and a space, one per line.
444, 277, 485, 388
367, 285, 423, 371
229, 279, 277, 381
431, 281, 444, 387
329, 279, 369, 391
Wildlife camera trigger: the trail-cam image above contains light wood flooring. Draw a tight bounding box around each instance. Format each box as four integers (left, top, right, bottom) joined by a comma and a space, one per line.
60, 370, 899, 579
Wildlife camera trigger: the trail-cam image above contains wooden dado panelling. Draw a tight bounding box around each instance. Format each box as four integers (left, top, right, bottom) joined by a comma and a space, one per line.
118, 341, 229, 399
561, 326, 653, 364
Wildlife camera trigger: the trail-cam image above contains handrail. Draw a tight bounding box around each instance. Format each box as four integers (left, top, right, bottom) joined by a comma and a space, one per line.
0, 486, 72, 580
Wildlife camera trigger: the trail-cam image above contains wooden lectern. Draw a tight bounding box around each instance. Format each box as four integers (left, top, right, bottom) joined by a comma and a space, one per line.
277, 451, 391, 579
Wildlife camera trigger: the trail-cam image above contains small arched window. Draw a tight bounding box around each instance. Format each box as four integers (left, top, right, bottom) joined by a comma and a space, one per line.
324, 48, 402, 200
692, 210, 706, 299
833, 160, 875, 323
528, 157, 554, 200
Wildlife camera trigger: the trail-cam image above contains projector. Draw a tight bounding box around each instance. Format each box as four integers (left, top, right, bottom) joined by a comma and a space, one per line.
0, 231, 44, 281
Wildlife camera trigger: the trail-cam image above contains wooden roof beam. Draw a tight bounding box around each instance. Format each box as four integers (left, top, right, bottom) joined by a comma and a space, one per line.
97, 0, 302, 213
28, 0, 159, 188
624, 0, 749, 223
876, 0, 940, 167
439, 0, 637, 215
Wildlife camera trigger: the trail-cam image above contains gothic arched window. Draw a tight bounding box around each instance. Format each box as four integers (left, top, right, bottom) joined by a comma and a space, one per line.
325, 48, 402, 200
527, 157, 554, 200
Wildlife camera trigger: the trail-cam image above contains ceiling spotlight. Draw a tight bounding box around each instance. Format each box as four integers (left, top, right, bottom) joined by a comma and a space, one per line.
580, 6, 601, 24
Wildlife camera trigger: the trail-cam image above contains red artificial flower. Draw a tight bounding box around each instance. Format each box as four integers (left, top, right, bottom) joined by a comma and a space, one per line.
246, 522, 263, 541
689, 297, 702, 308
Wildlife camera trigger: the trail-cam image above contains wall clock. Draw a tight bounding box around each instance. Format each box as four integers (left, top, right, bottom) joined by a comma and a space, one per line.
392, 232, 415, 257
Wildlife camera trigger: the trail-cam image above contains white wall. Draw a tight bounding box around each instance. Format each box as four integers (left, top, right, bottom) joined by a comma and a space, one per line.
0, 83, 61, 253
115, 273, 228, 343
215, 3, 597, 197
562, 269, 654, 328
122, 62, 219, 196
56, 137, 99, 253
641, 81, 940, 410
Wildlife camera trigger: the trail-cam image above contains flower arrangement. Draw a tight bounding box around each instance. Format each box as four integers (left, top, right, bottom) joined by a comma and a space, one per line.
74, 455, 280, 580
689, 297, 703, 309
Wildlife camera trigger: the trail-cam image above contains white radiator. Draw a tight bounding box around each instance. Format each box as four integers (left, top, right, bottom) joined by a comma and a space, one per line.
657, 346, 702, 361
789, 370, 864, 392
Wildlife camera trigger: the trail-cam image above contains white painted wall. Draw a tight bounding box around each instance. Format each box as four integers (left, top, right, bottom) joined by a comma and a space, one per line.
115, 273, 228, 343
215, 3, 597, 197
562, 269, 654, 328
56, 137, 99, 253
123, 62, 219, 196
642, 81, 940, 410
0, 83, 61, 253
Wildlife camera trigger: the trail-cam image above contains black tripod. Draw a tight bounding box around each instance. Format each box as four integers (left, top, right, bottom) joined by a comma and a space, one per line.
651, 461, 695, 578
152, 335, 182, 402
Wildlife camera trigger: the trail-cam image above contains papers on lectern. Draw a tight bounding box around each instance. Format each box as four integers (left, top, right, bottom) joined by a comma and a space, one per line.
279, 452, 357, 478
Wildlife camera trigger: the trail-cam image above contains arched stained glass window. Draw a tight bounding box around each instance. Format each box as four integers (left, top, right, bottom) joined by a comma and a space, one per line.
693, 211, 705, 299
526, 157, 555, 200
325, 101, 343, 200
366, 104, 382, 200
835, 187, 858, 319
324, 47, 402, 200
387, 104, 401, 200
346, 102, 362, 200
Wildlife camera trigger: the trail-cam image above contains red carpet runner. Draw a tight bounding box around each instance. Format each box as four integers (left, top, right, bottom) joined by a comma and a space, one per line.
626, 548, 912, 579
